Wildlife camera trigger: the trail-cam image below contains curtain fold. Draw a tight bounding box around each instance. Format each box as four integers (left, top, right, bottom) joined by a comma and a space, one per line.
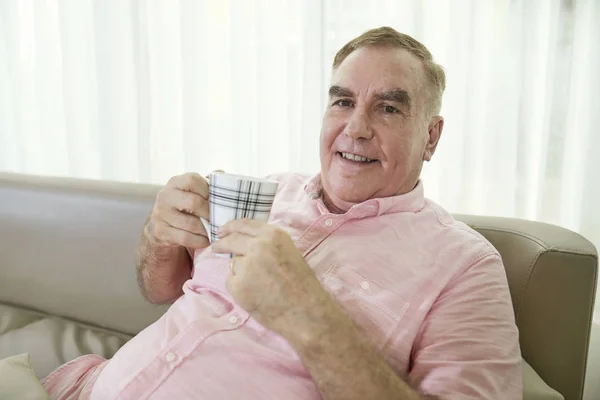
1, 0, 598, 268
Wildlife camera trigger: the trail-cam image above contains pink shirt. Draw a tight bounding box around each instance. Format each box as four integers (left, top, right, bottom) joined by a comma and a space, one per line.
43, 173, 522, 399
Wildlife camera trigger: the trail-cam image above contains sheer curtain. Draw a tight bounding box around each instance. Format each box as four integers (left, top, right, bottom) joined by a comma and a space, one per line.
1, 1, 599, 289
1, 0, 599, 396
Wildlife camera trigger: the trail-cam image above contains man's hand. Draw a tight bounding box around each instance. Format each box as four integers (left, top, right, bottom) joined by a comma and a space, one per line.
211, 219, 332, 336
147, 172, 211, 249
212, 219, 428, 400
137, 171, 220, 304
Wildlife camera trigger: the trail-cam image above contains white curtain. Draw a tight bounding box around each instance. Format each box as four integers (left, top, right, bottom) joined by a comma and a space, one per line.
1, 1, 600, 397
1, 1, 599, 284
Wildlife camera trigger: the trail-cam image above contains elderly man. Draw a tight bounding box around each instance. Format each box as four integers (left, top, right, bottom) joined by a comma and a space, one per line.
42, 27, 522, 399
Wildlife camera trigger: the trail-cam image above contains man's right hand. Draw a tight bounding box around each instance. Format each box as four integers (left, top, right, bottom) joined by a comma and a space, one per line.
146, 172, 211, 250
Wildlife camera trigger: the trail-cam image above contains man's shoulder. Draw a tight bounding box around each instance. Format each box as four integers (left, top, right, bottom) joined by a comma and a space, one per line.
420, 198, 501, 262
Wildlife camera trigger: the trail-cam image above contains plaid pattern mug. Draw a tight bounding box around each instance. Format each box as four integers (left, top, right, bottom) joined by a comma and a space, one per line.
201, 172, 279, 256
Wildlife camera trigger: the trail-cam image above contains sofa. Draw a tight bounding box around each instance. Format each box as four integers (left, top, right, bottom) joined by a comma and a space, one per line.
0, 172, 597, 399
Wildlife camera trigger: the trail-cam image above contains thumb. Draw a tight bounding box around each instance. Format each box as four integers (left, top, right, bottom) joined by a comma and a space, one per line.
205, 169, 225, 180
226, 274, 241, 298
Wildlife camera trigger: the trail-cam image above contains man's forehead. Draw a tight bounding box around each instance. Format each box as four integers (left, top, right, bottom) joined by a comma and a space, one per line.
330, 46, 425, 97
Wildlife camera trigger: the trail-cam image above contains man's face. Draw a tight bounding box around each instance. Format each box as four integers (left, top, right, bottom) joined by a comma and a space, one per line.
319, 46, 443, 209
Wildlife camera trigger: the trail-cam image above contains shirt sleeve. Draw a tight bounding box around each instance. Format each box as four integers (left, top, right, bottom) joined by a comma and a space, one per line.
409, 253, 523, 399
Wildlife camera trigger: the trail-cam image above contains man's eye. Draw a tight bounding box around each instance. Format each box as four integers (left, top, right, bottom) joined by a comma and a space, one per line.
333, 99, 353, 107
383, 105, 399, 114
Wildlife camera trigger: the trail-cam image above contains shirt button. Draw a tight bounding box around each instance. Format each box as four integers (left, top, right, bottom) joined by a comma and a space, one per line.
228, 315, 239, 324
165, 352, 176, 363
360, 281, 370, 290
325, 219, 333, 227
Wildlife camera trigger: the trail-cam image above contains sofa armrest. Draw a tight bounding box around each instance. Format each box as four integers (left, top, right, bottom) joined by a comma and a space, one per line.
455, 214, 598, 400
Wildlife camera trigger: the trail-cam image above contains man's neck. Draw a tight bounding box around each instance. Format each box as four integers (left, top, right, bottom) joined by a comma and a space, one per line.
320, 177, 421, 215
322, 191, 349, 215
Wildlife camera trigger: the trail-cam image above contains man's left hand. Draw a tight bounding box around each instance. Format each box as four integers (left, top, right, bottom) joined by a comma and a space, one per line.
211, 219, 332, 336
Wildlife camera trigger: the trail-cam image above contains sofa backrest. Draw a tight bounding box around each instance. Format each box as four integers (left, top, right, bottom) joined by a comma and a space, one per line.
0, 172, 597, 400
0, 173, 169, 335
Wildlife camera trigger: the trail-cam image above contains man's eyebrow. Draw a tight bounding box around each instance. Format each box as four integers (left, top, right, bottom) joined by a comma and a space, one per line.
328, 85, 354, 98
376, 89, 412, 109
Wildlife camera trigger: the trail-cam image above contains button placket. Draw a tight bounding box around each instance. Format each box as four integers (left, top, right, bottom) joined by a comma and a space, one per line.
298, 215, 348, 258
165, 352, 177, 363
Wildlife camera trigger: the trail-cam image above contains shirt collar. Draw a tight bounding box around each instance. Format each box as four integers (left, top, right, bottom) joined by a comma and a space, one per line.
304, 174, 425, 216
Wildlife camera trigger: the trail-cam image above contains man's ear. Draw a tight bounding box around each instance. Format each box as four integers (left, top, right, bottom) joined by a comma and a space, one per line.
423, 116, 444, 162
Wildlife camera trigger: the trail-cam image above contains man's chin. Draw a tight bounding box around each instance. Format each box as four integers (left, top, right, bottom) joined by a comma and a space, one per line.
321, 167, 379, 205
326, 182, 374, 205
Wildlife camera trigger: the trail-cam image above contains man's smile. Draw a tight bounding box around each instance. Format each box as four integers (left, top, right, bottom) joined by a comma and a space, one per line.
336, 151, 378, 164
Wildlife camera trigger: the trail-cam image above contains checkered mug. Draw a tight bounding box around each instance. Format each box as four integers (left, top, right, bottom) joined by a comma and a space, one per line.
200, 172, 279, 256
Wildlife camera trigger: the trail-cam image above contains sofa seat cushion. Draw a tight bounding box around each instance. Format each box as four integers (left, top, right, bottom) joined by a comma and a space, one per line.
522, 358, 564, 399
0, 304, 130, 379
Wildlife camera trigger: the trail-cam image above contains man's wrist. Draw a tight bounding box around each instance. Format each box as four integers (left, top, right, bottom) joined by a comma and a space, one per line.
143, 220, 169, 247
279, 291, 354, 353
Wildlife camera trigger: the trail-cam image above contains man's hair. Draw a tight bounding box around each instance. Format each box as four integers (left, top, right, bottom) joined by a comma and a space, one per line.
333, 27, 446, 116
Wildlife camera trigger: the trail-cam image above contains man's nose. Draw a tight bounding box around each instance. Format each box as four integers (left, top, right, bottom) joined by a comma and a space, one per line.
344, 109, 373, 140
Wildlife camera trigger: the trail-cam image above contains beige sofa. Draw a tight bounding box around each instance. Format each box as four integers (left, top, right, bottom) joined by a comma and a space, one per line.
0, 172, 597, 400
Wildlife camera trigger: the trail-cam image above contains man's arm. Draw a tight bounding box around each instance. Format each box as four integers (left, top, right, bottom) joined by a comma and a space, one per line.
136, 172, 212, 304
289, 253, 521, 400
286, 295, 431, 400
213, 221, 429, 399
135, 217, 192, 304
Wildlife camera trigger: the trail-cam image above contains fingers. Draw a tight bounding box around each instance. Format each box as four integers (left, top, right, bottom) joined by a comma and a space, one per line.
228, 257, 237, 275
168, 172, 209, 199
162, 207, 208, 236
211, 232, 254, 256
217, 218, 271, 238
151, 219, 210, 249
148, 170, 227, 249
147, 172, 215, 249
226, 257, 244, 296
225, 273, 239, 299
205, 169, 225, 179
168, 190, 209, 220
